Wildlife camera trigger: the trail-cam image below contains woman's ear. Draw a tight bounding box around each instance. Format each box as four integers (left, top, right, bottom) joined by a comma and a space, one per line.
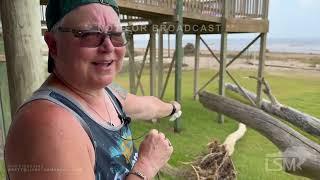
44, 31, 57, 58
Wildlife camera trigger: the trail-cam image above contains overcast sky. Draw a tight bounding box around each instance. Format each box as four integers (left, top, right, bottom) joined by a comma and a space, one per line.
269, 0, 320, 38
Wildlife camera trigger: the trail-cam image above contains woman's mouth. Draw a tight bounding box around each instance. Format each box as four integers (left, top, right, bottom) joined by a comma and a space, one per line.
92, 60, 114, 67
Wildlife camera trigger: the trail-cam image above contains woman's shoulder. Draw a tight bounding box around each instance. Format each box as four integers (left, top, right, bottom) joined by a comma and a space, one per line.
6, 100, 92, 157
107, 82, 128, 101
5, 99, 95, 179
10, 99, 90, 142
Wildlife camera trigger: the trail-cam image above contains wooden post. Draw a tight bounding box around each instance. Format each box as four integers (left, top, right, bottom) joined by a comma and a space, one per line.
257, 0, 269, 106
150, 27, 157, 96
0, 0, 44, 117
218, 0, 230, 123
174, 0, 183, 132
0, 12, 2, 35
256, 33, 267, 107
158, 30, 164, 97
263, 0, 269, 19
168, 34, 170, 58
0, 63, 11, 139
0, 91, 6, 144
128, 33, 136, 94
218, 32, 227, 124
193, 33, 200, 100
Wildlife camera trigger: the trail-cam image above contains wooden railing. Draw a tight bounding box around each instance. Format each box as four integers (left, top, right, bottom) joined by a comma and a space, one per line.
229, 0, 269, 18
125, 0, 268, 19
39, 5, 146, 25
120, 15, 146, 23
40, 0, 269, 24
184, 0, 224, 17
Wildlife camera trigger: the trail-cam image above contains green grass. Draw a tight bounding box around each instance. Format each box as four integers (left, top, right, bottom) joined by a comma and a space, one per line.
115, 69, 320, 180
0, 161, 4, 179
1, 63, 319, 179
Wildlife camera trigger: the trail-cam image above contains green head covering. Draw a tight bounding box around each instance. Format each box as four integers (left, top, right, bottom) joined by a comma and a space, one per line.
45, 0, 120, 73
46, 0, 120, 31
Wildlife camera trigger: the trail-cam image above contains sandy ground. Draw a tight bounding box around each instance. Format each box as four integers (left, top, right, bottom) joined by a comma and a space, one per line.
1, 46, 320, 75
124, 48, 320, 77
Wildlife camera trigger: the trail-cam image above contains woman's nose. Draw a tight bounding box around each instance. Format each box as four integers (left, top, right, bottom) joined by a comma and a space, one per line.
98, 36, 115, 53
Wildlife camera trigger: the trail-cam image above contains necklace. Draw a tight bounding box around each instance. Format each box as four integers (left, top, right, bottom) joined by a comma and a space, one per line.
50, 72, 155, 142
52, 72, 114, 126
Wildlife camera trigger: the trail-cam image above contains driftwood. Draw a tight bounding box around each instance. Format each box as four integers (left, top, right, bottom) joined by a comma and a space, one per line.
160, 123, 245, 179
248, 62, 320, 72
199, 91, 320, 179
161, 140, 236, 180
225, 83, 320, 137
223, 123, 247, 156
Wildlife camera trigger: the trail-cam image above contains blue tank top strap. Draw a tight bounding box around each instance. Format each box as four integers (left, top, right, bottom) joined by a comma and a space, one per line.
105, 87, 131, 126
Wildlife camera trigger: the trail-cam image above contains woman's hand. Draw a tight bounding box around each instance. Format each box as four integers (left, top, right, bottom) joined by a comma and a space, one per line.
131, 129, 173, 179
169, 101, 182, 121
170, 101, 181, 113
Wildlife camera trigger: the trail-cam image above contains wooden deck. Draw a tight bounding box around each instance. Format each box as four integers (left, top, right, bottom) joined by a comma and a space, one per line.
40, 0, 269, 33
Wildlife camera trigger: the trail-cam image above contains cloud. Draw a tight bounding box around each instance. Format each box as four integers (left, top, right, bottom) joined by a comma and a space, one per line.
296, 0, 319, 8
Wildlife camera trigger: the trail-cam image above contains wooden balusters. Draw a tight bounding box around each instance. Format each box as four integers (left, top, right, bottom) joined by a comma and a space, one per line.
120, 0, 267, 20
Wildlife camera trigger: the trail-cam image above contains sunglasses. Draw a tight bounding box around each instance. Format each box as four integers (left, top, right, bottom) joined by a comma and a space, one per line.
57, 27, 131, 47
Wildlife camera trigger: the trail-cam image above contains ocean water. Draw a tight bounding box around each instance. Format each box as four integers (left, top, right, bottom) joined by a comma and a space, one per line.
133, 35, 320, 54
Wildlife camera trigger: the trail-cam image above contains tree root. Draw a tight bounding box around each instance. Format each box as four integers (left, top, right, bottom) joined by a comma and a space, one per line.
160, 140, 237, 180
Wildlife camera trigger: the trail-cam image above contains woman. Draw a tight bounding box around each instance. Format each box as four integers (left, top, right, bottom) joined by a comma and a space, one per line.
4, 0, 181, 179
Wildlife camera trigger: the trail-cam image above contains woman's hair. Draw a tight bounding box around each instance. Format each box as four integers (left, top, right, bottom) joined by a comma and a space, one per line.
47, 18, 64, 73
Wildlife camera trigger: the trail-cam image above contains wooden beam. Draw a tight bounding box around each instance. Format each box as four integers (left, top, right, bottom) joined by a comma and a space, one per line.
158, 30, 164, 98
218, 31, 228, 124
160, 51, 176, 100
183, 12, 221, 23
167, 34, 171, 58
149, 29, 156, 96
218, 0, 230, 124
225, 18, 269, 33
0, 62, 11, 139
1, 0, 45, 115
0, 90, 5, 144
174, 0, 183, 132
193, 34, 200, 100
128, 33, 135, 94
256, 33, 267, 107
124, 23, 222, 35
135, 40, 151, 95
120, 18, 147, 23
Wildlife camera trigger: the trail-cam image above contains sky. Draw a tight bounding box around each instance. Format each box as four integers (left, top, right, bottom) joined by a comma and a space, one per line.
268, 0, 320, 38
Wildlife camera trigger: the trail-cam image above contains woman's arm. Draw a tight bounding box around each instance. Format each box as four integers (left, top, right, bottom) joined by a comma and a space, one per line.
108, 83, 181, 120
123, 94, 181, 120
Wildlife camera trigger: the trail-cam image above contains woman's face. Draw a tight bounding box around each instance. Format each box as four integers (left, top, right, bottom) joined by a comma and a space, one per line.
52, 4, 125, 89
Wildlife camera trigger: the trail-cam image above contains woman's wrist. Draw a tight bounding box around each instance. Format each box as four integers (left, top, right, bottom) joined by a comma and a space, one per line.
131, 159, 155, 179
168, 103, 176, 116
126, 171, 147, 180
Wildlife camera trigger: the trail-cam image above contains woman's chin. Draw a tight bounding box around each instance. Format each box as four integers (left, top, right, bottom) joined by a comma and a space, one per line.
91, 76, 114, 88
